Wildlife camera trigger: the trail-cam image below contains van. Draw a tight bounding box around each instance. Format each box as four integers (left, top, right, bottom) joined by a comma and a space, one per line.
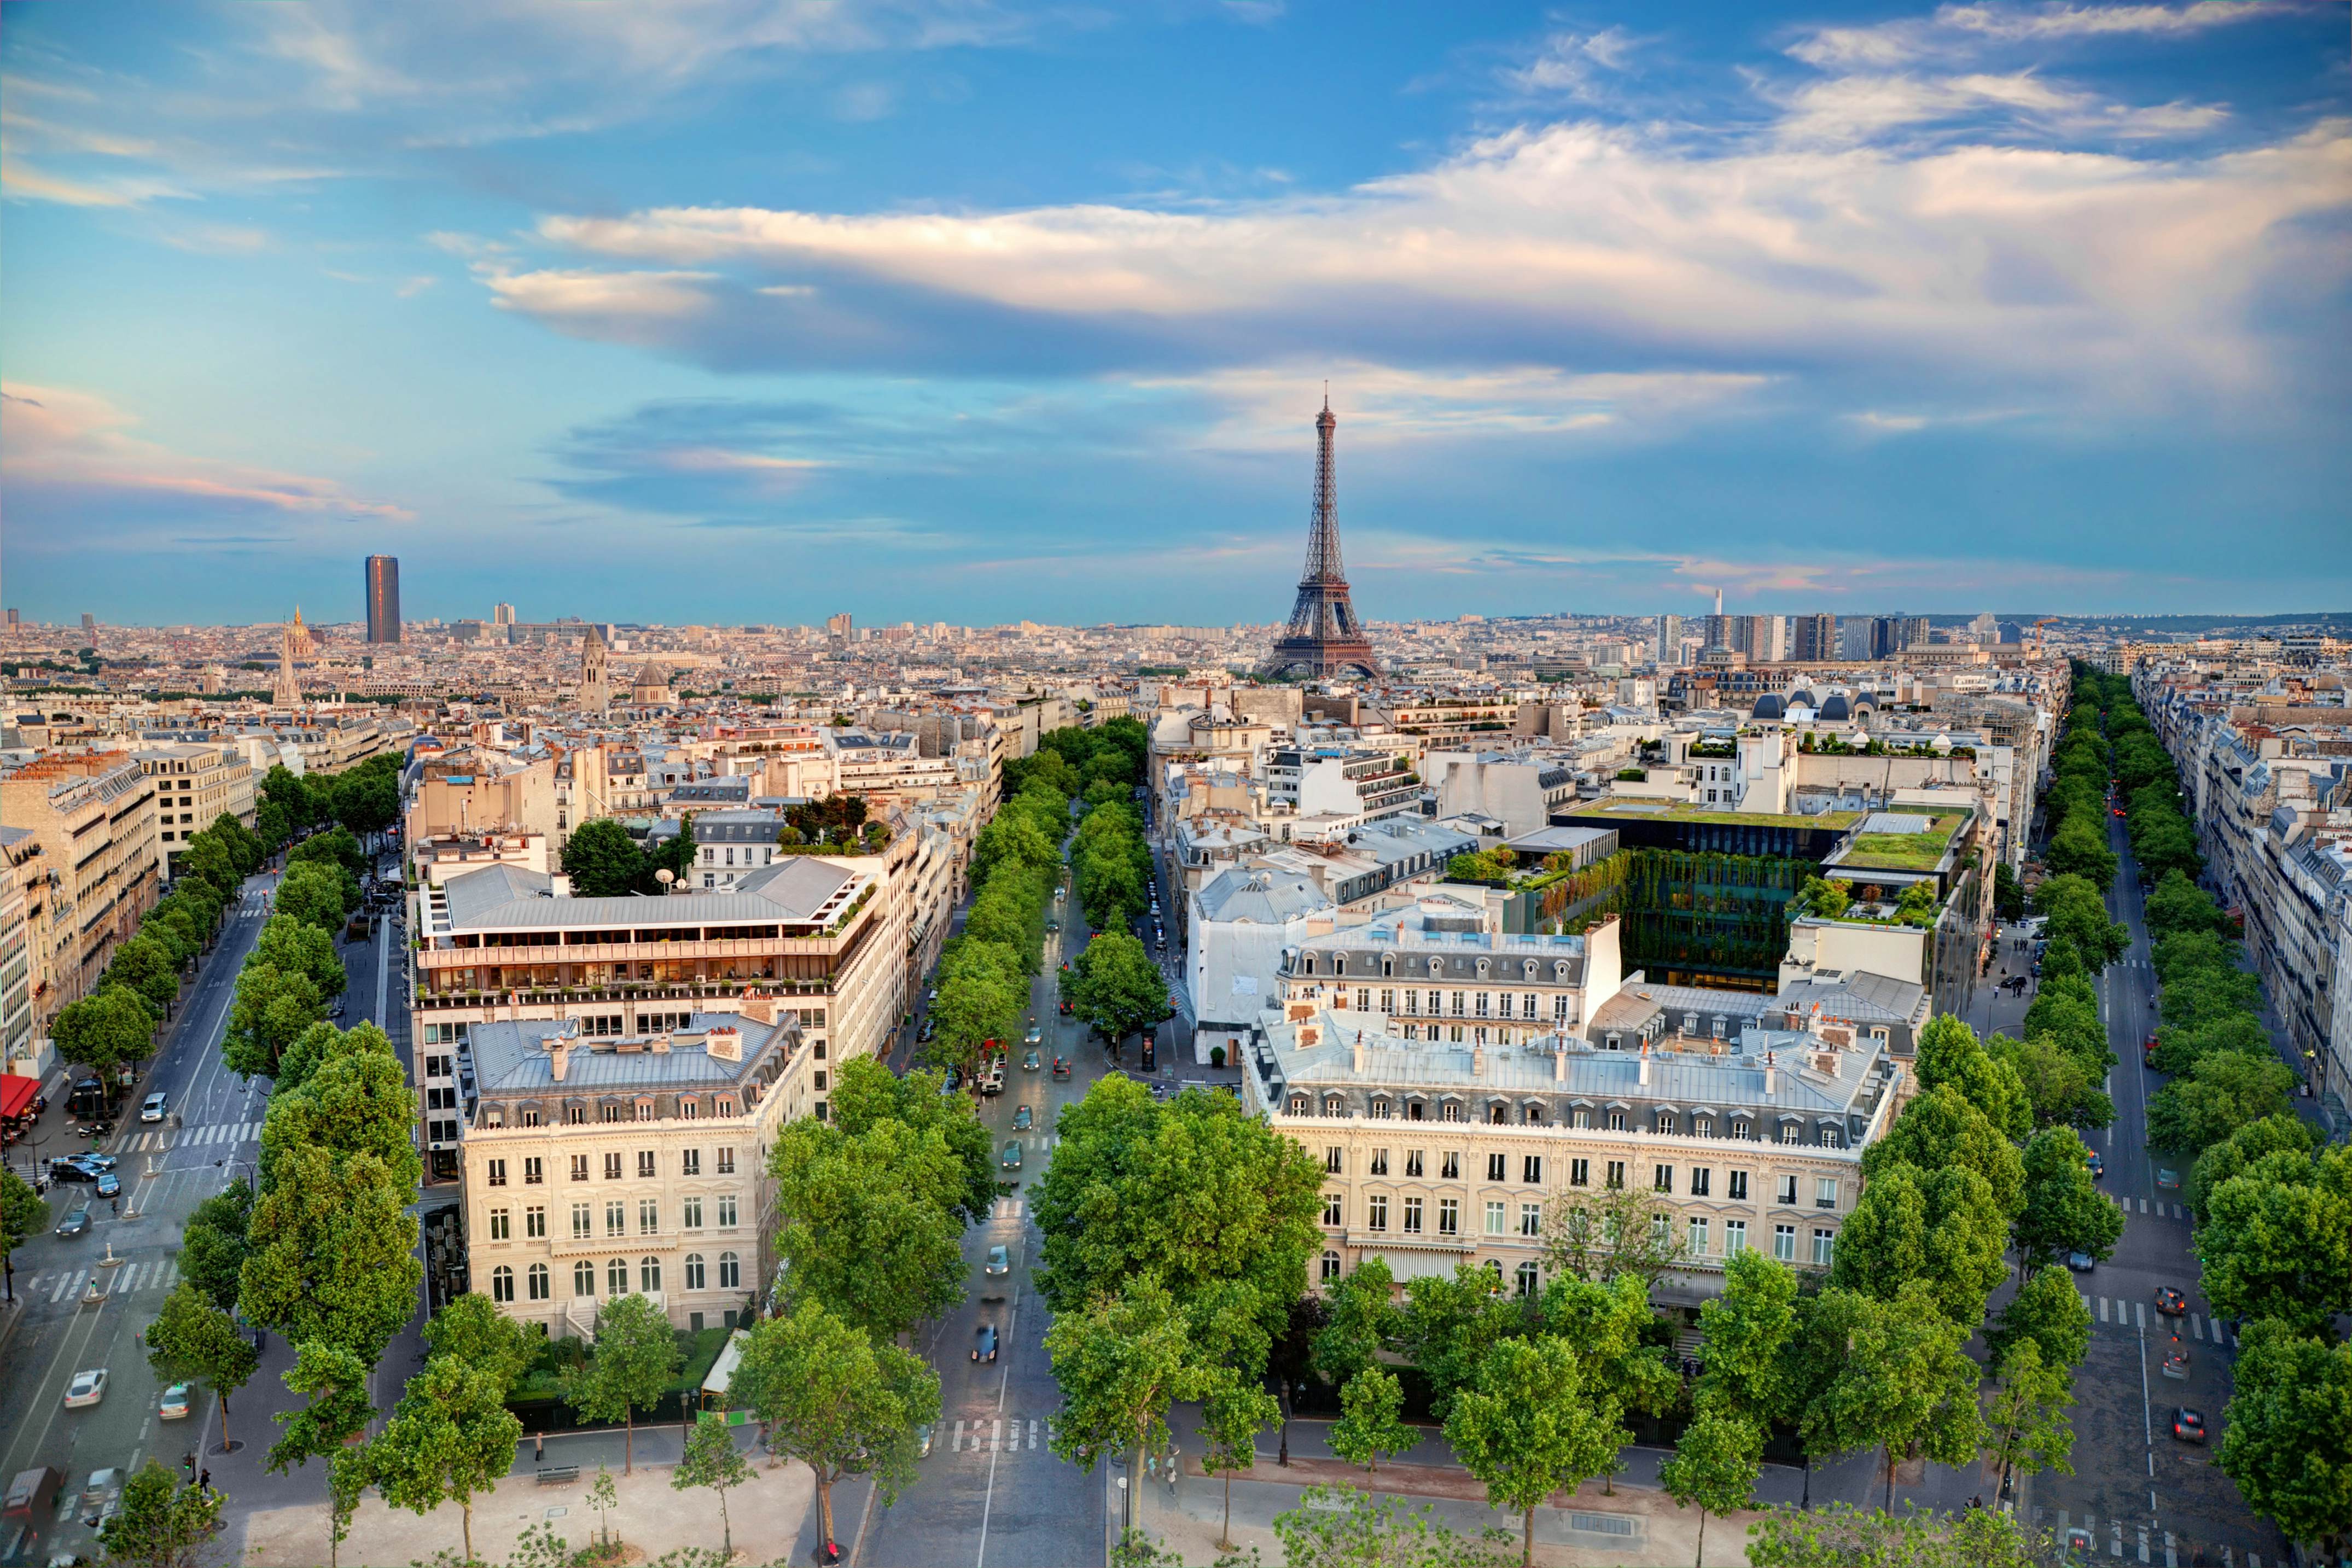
4, 1466, 62, 1526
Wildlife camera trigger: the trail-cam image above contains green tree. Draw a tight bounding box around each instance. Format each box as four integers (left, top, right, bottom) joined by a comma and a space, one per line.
1331, 1366, 1418, 1478
2033, 873, 2127, 969
278, 858, 352, 933
2188, 1112, 2319, 1225
97, 1460, 223, 1568
1443, 1336, 1622, 1568
927, 937, 1026, 1077
1794, 1284, 1983, 1511
1272, 1485, 1512, 1568
766, 1116, 969, 1339
1536, 1272, 1680, 1477
1199, 1377, 1280, 1552
2144, 868, 2222, 937
1312, 1256, 1399, 1386
1046, 1277, 1216, 1536
240, 1147, 421, 1367
180, 831, 241, 899
1539, 1181, 1689, 1292
266, 1340, 375, 1530
567, 1292, 680, 1473
586, 1465, 619, 1549
1745, 1501, 2051, 1567
1689, 1249, 1798, 1427
1985, 1264, 2092, 1374
423, 1291, 539, 1395
260, 1024, 419, 1193
2217, 1320, 2352, 1557
145, 1283, 258, 1449
672, 1417, 753, 1560
1067, 930, 1168, 1047
1394, 1263, 1527, 1426
53, 984, 156, 1082
732, 1299, 939, 1558
367, 1354, 522, 1565
1912, 1015, 2030, 1141
223, 963, 325, 1079
830, 1054, 995, 1225
1033, 1075, 1324, 1353
253, 911, 349, 1000
2012, 1127, 2123, 1274
178, 1181, 253, 1315
1992, 861, 2025, 922
1860, 1085, 2024, 1219
1658, 1407, 1760, 1568
1983, 1338, 2075, 1503
2149, 1049, 2297, 1156
1827, 1164, 2008, 1328
2197, 1145, 2352, 1337
2, 1168, 50, 1298
1988, 1033, 2112, 1132
106, 933, 183, 1014
561, 819, 647, 898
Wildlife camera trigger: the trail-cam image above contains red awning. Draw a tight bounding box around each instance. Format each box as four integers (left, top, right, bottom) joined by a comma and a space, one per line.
0, 1075, 38, 1121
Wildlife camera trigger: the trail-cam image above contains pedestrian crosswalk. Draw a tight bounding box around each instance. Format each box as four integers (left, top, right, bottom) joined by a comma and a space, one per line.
993, 1198, 1026, 1220
2077, 1292, 2240, 1347
948, 1416, 1042, 1454
26, 1257, 181, 1305
124, 1120, 259, 1152
2039, 1509, 2267, 1566
2114, 1194, 2187, 1221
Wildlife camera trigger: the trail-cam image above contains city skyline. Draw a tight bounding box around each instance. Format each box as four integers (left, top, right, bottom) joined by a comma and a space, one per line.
5, 1, 2348, 626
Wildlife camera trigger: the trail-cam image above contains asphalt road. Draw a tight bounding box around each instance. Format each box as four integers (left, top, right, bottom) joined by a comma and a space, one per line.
854, 867, 1131, 1568
2012, 809, 2290, 1566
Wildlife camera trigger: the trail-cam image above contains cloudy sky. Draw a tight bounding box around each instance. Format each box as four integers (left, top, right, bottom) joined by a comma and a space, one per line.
4, 1, 2345, 628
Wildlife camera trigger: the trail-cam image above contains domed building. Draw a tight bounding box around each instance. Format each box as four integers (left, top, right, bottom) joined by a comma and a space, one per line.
1751, 692, 1786, 721
1817, 693, 1852, 722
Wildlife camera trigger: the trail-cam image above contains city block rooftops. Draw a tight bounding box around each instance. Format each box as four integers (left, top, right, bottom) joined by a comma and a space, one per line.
1250, 1004, 1894, 1131
466, 1010, 799, 1108
1282, 898, 1594, 983
1195, 866, 1335, 925
430, 858, 865, 938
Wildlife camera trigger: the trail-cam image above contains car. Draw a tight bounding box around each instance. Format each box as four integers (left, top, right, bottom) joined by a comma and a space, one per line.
78, 1469, 122, 1528
68, 1153, 118, 1172
1002, 1140, 1023, 1170
2171, 1407, 2206, 1444
1012, 1104, 1033, 1130
1022, 1050, 1041, 1072
971, 1324, 998, 1362
159, 1384, 192, 1421
63, 1369, 107, 1409
55, 1205, 91, 1239
1044, 920, 1058, 934
2155, 1286, 2188, 1315
985, 1245, 1011, 1277
2084, 1151, 2103, 1179
1023, 1027, 1043, 1047
914, 1424, 934, 1459
2065, 1251, 2095, 1272
1059, 1000, 1073, 1016
927, 988, 939, 1004
1051, 1056, 1070, 1077
91, 1173, 119, 1199
48, 1161, 97, 1185
2156, 1167, 2180, 1191
982, 1071, 1005, 1097
139, 1093, 167, 1124
2162, 1350, 2191, 1380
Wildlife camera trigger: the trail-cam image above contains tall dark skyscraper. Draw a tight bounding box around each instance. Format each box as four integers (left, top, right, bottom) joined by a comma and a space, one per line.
365, 556, 401, 643
1261, 394, 1377, 681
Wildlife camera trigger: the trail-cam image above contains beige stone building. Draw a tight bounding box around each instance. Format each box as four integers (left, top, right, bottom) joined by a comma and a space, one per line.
133, 744, 256, 877
0, 754, 161, 1026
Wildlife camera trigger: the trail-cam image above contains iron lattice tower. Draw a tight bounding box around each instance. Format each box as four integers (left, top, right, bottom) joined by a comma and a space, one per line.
1261, 393, 1378, 680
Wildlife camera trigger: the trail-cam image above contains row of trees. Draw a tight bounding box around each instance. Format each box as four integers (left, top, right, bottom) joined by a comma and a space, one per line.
2039, 683, 2121, 894
923, 771, 1070, 1078
255, 754, 401, 855
1003, 717, 1148, 811
2072, 667, 2202, 887
558, 815, 699, 899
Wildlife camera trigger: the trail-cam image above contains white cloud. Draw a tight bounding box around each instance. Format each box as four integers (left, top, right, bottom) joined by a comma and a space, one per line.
1501, 27, 1637, 98
1789, 1, 2287, 69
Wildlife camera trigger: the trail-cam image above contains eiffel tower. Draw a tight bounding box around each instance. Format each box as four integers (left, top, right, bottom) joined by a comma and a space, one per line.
1261, 393, 1378, 681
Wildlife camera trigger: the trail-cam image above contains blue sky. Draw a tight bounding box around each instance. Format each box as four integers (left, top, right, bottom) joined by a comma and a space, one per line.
4, 0, 2346, 628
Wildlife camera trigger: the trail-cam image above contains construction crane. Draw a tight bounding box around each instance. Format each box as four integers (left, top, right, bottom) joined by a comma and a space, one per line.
2031, 618, 2056, 657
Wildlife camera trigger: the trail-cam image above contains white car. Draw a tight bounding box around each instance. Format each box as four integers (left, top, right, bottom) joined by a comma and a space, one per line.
64, 1368, 108, 1409
159, 1383, 193, 1420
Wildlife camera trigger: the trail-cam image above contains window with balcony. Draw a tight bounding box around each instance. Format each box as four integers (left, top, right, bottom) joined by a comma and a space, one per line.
1729, 1170, 1749, 1201
1816, 1178, 1839, 1209
1441, 1151, 1460, 1179
1405, 1150, 1424, 1178
1370, 1149, 1389, 1176
603, 1153, 622, 1181
1654, 1164, 1674, 1194
524, 1158, 544, 1185
1325, 1146, 1343, 1175
1690, 1168, 1712, 1198
1777, 1175, 1799, 1205
682, 1149, 701, 1177
1605, 1160, 1626, 1190
637, 1151, 657, 1178
1487, 1152, 1506, 1181
486, 1159, 508, 1188
716, 1147, 736, 1175
570, 1155, 589, 1182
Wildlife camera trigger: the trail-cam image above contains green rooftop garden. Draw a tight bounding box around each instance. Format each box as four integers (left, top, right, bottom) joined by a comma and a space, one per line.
1836, 812, 1967, 872
1573, 798, 1862, 831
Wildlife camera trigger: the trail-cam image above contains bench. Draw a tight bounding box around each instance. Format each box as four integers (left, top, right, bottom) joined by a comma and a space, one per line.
535, 1466, 579, 1487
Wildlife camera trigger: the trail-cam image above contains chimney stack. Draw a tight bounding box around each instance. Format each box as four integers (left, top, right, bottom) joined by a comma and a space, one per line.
1638, 1040, 1651, 1087
1352, 1030, 1365, 1074
1763, 1050, 1777, 1097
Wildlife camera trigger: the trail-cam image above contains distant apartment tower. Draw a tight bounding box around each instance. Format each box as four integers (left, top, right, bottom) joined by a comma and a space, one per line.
826, 612, 853, 639
1731, 614, 1786, 662
1655, 614, 1684, 666
493, 602, 516, 626
365, 556, 401, 644
5, 609, 17, 627
80, 613, 96, 638
1791, 613, 1836, 662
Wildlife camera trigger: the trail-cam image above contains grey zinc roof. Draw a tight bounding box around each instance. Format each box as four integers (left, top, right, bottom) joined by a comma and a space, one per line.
469, 1012, 792, 1095
1196, 868, 1332, 924
440, 855, 857, 930
1778, 970, 1925, 1025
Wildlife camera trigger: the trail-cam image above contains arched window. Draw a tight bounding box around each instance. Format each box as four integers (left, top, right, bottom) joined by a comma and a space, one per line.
1335, 955, 1347, 976
718, 1251, 741, 1290
1381, 955, 1395, 977
491, 1266, 515, 1303
1516, 1261, 1540, 1298
1475, 958, 1490, 978
684, 1254, 706, 1291
1320, 1251, 1342, 1283
641, 1256, 662, 1293
528, 1263, 550, 1301
1483, 1259, 1505, 1292
574, 1261, 596, 1297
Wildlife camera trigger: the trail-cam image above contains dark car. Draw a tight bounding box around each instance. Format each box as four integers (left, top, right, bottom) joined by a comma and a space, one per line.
2084, 1151, 2103, 1179
1012, 1105, 1034, 1131
2170, 1407, 2205, 1444
1051, 1057, 1070, 1079
55, 1205, 91, 1239
49, 1160, 100, 1185
2155, 1286, 2188, 1316
971, 1324, 998, 1363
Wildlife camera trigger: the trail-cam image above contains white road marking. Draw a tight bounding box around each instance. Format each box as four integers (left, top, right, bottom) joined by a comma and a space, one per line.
2100, 1297, 2111, 1324
2191, 1313, 2202, 1339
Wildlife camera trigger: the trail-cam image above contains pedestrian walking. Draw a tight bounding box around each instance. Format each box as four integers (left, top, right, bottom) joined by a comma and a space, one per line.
199, 1468, 211, 1495
534, 1432, 545, 1462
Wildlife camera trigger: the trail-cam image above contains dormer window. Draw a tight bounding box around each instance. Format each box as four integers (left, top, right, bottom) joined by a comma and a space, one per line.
1429, 957, 1443, 976
635, 1099, 655, 1121
1523, 959, 1538, 979
1323, 1094, 1344, 1117
1382, 956, 1395, 977
1655, 1112, 1674, 1135
1555, 960, 1570, 980
1475, 959, 1490, 978
1694, 1115, 1712, 1138
1289, 1093, 1308, 1115
1335, 955, 1347, 976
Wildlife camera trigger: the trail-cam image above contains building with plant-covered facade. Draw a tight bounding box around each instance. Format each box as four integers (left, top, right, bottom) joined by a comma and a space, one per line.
1241, 999, 1902, 1307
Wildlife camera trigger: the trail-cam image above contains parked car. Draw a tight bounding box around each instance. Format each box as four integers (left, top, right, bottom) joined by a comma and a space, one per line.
2155, 1286, 2188, 1315
55, 1205, 91, 1239
63, 1369, 107, 1409
1012, 1105, 1033, 1131
971, 1324, 999, 1363
159, 1384, 192, 1421
985, 1245, 1010, 1278
1002, 1140, 1023, 1170
139, 1093, 167, 1124
62, 1153, 117, 1172
78, 1470, 122, 1527
2170, 1407, 2206, 1444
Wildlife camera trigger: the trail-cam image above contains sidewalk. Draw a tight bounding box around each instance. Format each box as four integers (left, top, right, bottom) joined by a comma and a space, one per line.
238, 1426, 823, 1567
